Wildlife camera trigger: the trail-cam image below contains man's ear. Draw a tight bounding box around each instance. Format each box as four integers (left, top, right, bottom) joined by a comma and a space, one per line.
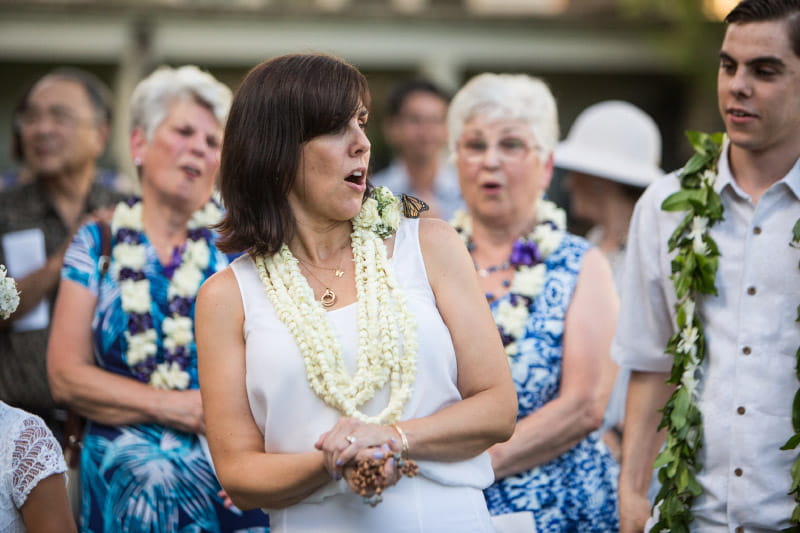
91, 122, 111, 159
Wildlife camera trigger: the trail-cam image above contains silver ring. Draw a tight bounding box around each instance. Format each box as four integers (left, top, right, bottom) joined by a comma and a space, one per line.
345, 435, 357, 444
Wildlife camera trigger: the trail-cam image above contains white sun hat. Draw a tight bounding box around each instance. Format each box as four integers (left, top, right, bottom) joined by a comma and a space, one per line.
555, 100, 665, 188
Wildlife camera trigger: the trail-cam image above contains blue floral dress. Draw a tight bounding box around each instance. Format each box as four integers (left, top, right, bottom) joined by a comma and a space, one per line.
483, 234, 619, 533
63, 221, 269, 533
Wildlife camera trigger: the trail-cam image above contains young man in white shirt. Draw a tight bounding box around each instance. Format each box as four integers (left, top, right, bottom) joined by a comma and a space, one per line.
615, 0, 800, 531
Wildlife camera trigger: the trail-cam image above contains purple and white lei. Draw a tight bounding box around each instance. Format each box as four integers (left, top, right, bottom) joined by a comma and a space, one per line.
111, 197, 221, 389
451, 196, 566, 356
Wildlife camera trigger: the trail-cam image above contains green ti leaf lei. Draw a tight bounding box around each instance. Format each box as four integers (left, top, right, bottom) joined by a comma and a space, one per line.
785, 208, 800, 532
654, 131, 724, 533
657, 131, 800, 532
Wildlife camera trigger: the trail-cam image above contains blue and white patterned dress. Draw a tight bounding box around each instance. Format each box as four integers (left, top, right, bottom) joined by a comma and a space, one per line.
63, 221, 270, 533
483, 233, 619, 533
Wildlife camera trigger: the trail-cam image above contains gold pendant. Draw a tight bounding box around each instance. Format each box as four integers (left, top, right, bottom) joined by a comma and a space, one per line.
320, 288, 337, 308
335, 269, 344, 278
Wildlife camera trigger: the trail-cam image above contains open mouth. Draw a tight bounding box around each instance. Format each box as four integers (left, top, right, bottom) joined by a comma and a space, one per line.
345, 169, 366, 185
481, 181, 502, 191
728, 108, 756, 119
181, 165, 201, 178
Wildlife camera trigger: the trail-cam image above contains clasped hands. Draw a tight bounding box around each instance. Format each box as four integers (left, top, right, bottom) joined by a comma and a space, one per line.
314, 417, 409, 505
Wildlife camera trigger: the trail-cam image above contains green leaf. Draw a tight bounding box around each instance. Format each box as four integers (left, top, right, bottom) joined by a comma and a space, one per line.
791, 218, 800, 246
671, 387, 690, 428
662, 188, 708, 212
654, 448, 674, 470
784, 434, 800, 451
685, 130, 705, 151
679, 153, 711, 180
668, 213, 694, 251
687, 471, 703, 496
793, 391, 800, 433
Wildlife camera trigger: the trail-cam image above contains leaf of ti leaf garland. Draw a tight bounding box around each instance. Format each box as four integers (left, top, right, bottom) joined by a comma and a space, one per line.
792, 218, 800, 247
783, 433, 800, 451
793, 389, 800, 433
680, 153, 712, 180
662, 188, 708, 212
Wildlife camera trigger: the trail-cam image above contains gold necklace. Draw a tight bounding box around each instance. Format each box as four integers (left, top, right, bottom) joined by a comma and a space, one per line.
297, 252, 348, 308
300, 260, 346, 279
299, 264, 338, 308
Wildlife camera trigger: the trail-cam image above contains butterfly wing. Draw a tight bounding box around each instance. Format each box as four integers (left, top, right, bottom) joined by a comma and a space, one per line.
400, 194, 429, 219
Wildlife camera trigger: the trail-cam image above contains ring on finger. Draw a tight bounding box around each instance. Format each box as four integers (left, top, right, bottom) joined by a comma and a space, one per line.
346, 435, 357, 444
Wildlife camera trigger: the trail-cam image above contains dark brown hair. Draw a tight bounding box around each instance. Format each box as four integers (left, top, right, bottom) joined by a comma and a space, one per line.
726, 0, 800, 57
216, 53, 371, 256
386, 78, 450, 118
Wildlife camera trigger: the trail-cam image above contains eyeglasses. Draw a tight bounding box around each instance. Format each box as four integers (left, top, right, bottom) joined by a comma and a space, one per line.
456, 137, 539, 163
16, 106, 95, 129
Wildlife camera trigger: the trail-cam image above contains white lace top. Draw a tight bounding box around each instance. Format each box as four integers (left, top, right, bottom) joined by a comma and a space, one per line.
0, 402, 67, 533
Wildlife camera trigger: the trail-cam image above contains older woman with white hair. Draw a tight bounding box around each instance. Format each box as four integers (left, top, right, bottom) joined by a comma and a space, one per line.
448, 73, 620, 531
46, 66, 269, 531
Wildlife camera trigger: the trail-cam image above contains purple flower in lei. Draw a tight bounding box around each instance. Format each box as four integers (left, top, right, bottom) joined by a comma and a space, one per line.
509, 238, 542, 267
162, 244, 186, 280
168, 296, 193, 317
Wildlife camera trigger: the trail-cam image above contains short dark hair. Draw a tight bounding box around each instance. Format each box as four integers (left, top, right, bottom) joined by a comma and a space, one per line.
725, 0, 800, 57
12, 67, 113, 162
216, 53, 371, 256
386, 78, 450, 118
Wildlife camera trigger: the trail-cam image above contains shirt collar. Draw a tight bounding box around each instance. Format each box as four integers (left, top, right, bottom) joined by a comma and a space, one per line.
715, 138, 800, 201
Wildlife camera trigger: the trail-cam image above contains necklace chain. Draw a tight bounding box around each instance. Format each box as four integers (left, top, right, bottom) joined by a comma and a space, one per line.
297, 260, 341, 308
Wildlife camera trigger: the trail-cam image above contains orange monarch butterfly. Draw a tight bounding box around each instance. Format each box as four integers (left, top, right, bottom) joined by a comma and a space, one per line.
400, 194, 429, 218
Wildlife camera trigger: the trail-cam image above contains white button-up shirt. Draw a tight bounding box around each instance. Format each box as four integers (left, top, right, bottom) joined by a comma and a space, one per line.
613, 142, 800, 532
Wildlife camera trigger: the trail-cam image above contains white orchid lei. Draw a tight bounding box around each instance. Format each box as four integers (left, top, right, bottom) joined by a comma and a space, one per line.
111, 197, 222, 390
0, 264, 20, 320
254, 186, 417, 424
450, 196, 566, 357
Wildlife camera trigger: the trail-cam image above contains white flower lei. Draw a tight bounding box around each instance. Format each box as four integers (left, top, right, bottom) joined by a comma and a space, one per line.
112, 198, 222, 390
254, 186, 418, 424
0, 265, 20, 320
450, 196, 566, 357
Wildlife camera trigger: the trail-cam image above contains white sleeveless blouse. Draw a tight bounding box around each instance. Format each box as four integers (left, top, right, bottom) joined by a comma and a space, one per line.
231, 217, 494, 532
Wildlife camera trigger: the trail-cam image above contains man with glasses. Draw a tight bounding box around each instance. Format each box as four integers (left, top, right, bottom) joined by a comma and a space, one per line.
372, 78, 463, 220
0, 68, 123, 435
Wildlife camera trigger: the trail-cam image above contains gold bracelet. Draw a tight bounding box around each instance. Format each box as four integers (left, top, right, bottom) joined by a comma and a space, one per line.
392, 423, 409, 460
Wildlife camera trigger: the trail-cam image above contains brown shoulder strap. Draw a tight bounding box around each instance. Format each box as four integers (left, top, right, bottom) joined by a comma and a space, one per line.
97, 221, 112, 278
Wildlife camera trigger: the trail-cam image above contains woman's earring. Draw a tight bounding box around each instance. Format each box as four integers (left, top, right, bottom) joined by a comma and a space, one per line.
133, 156, 142, 167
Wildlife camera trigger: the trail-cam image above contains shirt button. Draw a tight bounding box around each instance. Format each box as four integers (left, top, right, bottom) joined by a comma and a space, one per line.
735, 467, 743, 476
737, 406, 746, 415
735, 527, 744, 533
753, 226, 762, 235
747, 286, 757, 295
742, 346, 752, 355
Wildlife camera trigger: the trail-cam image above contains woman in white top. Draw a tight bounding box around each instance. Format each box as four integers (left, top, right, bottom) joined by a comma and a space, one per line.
195, 53, 517, 532
0, 401, 74, 533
